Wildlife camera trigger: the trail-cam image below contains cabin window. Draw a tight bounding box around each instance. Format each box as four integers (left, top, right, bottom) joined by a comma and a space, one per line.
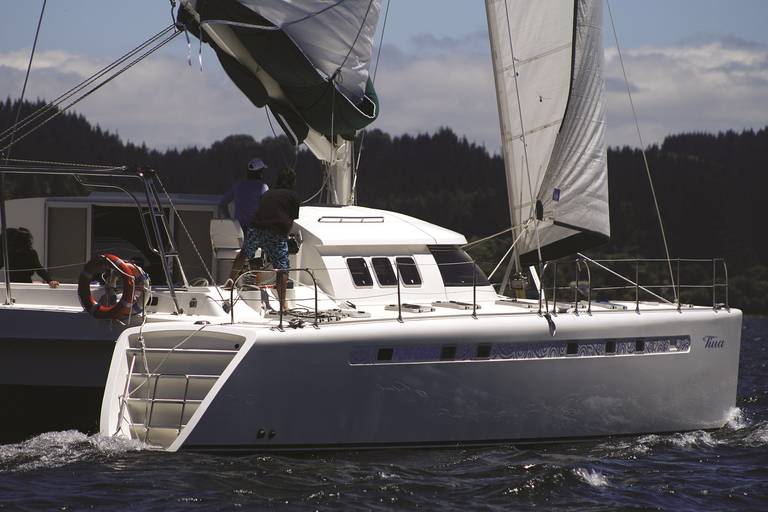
429, 245, 490, 287
372, 257, 397, 286
396, 257, 422, 286
347, 258, 373, 287
47, 206, 87, 283
174, 209, 213, 285
476, 344, 492, 359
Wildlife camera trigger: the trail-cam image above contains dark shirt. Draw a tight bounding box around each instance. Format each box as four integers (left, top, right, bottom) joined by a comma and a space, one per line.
1, 248, 54, 283
250, 189, 301, 236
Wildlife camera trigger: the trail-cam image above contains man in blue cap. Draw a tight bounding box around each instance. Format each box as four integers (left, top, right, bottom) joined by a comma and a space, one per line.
219, 157, 269, 229
220, 157, 269, 286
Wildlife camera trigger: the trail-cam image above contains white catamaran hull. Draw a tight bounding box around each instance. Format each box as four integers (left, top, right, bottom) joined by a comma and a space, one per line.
102, 306, 741, 452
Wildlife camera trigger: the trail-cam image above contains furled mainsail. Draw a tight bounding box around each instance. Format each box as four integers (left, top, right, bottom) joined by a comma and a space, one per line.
177, 0, 380, 148
486, 0, 609, 265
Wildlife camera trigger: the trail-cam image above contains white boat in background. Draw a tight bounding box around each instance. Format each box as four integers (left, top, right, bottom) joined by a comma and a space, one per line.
0, 167, 264, 441
96, 0, 742, 453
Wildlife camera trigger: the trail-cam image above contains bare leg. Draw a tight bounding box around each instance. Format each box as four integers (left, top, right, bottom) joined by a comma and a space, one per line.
228, 250, 247, 284
276, 270, 289, 310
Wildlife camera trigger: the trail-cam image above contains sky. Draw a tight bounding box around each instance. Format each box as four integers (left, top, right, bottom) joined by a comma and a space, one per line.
1, 0, 767, 154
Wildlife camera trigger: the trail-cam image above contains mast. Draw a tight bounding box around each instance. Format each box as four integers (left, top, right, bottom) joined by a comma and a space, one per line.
176, 0, 380, 206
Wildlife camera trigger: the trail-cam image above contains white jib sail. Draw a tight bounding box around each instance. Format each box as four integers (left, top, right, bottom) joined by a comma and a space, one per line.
486, 0, 609, 264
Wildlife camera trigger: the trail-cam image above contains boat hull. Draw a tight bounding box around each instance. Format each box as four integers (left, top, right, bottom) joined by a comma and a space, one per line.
0, 306, 129, 442
102, 307, 742, 452
0, 284, 251, 442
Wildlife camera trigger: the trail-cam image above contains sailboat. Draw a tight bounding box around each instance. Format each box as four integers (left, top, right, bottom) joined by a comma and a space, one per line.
96, 0, 744, 452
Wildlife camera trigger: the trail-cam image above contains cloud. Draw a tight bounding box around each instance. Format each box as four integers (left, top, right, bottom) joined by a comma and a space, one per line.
0, 48, 275, 151
372, 48, 498, 149
2, 36, 766, 154
604, 38, 768, 148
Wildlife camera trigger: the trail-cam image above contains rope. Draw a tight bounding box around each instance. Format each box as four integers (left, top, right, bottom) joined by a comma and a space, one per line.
0, 26, 179, 156
335, 0, 379, 80
606, 0, 677, 301
303, 165, 331, 204
0, 26, 175, 143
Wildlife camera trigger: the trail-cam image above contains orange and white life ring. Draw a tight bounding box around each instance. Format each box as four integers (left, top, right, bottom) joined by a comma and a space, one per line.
78, 254, 137, 319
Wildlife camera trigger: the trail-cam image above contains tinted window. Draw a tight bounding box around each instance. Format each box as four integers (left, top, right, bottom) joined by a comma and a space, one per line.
347, 258, 373, 287
396, 257, 421, 286
429, 245, 490, 287
372, 257, 397, 286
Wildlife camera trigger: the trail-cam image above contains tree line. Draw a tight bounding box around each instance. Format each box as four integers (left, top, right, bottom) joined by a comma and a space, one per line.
2, 99, 766, 313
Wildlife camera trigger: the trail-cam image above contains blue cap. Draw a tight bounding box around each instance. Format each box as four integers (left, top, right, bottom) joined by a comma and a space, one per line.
248, 157, 267, 171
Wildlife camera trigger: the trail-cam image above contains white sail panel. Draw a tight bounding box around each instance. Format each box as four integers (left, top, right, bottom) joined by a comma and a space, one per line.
486, 0, 609, 264
237, 0, 381, 104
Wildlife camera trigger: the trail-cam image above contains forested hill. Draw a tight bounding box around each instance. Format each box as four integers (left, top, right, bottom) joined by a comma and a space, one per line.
3, 99, 767, 313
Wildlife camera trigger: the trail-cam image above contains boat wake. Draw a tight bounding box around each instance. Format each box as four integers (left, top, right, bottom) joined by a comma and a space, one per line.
0, 430, 147, 474
582, 407, 768, 458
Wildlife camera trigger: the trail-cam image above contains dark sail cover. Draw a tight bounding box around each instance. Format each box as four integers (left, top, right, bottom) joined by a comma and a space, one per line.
178, 0, 380, 145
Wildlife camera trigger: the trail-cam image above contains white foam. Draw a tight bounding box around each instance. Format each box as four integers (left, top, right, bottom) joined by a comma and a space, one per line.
0, 430, 147, 474
573, 467, 610, 487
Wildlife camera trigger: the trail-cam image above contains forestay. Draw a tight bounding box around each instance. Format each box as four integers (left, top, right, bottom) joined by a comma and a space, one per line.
485, 0, 609, 265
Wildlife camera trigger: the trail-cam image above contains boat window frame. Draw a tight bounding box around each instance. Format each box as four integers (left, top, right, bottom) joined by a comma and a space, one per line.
396, 256, 422, 287
371, 256, 397, 287
346, 257, 374, 288
428, 245, 491, 287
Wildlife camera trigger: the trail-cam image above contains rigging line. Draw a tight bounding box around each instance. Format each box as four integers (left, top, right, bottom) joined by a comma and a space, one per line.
462, 225, 515, 250
0, 28, 177, 151
302, 166, 331, 205
2, 0, 46, 303
606, 0, 676, 301
487, 221, 531, 280
336, 0, 378, 75
1, 27, 177, 145
263, 110, 294, 169
576, 252, 672, 304
500, 0, 543, 267
152, 174, 223, 300
0, 26, 176, 144
355, 0, 390, 179
0, 29, 180, 156
1, 157, 121, 170
200, 0, 349, 34
3, 0, 47, 164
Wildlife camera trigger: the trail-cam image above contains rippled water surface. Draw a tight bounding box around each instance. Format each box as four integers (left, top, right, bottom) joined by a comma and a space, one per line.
2, 318, 767, 511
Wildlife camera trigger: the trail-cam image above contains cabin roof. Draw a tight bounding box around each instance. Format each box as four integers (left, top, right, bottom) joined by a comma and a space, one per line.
296, 205, 466, 247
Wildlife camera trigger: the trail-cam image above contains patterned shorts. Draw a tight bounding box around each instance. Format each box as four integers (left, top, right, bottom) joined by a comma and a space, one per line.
242, 227, 290, 269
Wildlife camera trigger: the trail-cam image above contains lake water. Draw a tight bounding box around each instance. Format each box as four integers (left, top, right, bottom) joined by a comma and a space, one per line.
2, 318, 766, 511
